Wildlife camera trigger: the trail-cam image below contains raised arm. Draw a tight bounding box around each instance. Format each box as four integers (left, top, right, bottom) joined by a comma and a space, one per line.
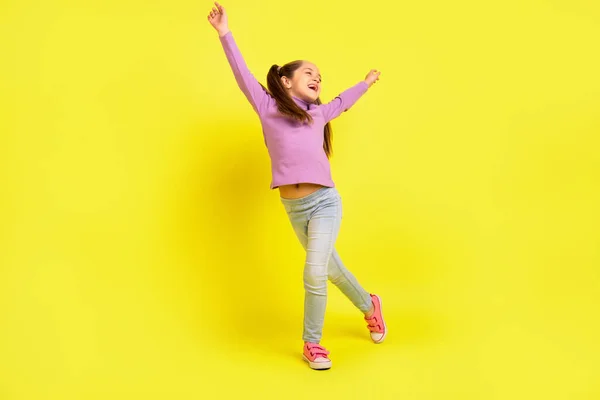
320, 69, 381, 123
207, 2, 272, 115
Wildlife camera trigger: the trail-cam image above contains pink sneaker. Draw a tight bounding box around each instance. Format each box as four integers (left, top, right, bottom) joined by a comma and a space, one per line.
302, 342, 332, 370
364, 294, 387, 343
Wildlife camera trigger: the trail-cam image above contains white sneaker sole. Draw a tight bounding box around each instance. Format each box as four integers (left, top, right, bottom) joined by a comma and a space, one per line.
302, 354, 332, 370
371, 294, 387, 344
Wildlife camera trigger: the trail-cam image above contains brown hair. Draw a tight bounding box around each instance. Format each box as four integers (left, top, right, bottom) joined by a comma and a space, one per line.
260, 61, 334, 158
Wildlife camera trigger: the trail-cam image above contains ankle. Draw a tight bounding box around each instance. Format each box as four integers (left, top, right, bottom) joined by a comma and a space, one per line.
364, 304, 375, 318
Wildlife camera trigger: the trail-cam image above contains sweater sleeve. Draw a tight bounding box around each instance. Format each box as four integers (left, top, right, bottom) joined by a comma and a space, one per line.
218, 31, 273, 115
319, 81, 369, 123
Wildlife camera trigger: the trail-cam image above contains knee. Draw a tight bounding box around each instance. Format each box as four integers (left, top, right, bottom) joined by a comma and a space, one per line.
329, 269, 344, 286
304, 267, 328, 295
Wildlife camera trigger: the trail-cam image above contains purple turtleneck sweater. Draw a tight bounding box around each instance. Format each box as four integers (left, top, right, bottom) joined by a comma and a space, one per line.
218, 31, 370, 189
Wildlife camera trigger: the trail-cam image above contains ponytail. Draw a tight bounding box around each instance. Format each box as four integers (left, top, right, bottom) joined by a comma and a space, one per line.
265, 63, 312, 123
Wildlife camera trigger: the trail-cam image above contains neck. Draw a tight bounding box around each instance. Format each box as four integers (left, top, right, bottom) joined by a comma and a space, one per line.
291, 95, 312, 110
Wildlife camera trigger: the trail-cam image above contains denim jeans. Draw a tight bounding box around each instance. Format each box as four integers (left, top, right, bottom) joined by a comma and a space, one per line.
280, 186, 372, 343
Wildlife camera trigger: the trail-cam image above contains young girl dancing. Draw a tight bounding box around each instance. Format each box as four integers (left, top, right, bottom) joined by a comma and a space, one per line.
207, 1, 386, 370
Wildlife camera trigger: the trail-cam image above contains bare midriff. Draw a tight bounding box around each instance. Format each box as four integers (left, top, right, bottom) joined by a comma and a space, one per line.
278, 183, 326, 199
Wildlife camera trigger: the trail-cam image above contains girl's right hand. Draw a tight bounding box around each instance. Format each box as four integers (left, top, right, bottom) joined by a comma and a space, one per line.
207, 1, 230, 36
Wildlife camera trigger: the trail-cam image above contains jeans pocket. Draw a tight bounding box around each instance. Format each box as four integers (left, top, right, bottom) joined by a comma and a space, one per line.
281, 201, 292, 214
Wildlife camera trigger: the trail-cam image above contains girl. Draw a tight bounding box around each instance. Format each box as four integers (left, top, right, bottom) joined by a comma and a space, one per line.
207, 1, 386, 370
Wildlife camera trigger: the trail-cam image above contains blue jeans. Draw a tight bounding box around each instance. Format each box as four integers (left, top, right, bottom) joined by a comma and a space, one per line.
280, 186, 372, 343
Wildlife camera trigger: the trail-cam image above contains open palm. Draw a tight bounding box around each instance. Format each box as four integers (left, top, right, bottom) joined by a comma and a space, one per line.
207, 2, 229, 34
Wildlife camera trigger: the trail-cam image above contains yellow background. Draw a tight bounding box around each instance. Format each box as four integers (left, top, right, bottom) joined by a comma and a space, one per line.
1, 0, 599, 398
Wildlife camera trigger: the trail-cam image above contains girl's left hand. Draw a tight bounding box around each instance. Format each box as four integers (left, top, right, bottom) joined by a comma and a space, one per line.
364, 69, 381, 87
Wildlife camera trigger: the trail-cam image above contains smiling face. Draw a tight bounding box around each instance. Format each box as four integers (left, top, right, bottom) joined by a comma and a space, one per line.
281, 61, 322, 103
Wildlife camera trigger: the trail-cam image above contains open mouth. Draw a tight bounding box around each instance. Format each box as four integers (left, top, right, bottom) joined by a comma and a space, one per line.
308, 84, 318, 92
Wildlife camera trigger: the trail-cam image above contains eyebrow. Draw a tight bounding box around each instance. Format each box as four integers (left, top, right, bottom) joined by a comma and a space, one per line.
303, 67, 322, 79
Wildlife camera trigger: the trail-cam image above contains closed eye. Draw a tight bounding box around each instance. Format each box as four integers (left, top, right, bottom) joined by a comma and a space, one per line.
306, 72, 321, 82
305, 70, 322, 83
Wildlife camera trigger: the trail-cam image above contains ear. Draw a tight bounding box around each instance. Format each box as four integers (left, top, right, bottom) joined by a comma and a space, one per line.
280, 76, 292, 89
